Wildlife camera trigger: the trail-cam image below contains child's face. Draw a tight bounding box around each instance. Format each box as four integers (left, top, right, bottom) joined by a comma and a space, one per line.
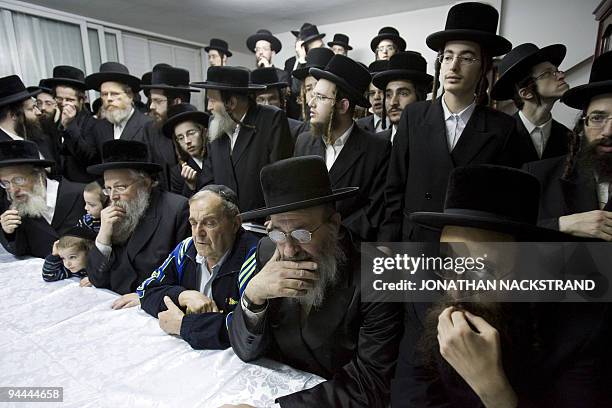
58, 247, 87, 273
83, 191, 103, 218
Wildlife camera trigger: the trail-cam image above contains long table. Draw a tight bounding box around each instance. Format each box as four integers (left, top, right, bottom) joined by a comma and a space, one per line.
0, 255, 323, 407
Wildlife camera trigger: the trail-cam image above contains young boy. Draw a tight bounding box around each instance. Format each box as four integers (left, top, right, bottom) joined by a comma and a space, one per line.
42, 226, 96, 287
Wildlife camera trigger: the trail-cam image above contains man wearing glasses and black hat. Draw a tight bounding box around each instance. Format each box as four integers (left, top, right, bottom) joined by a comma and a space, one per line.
225, 156, 401, 408
205, 38, 232, 67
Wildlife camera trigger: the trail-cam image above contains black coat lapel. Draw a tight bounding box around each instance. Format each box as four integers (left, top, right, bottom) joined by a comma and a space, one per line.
560, 168, 599, 213
126, 190, 162, 261
121, 109, 144, 141
51, 179, 78, 230
513, 112, 539, 162
451, 106, 496, 165
543, 120, 571, 158
0, 129, 12, 141
329, 125, 365, 184
231, 105, 259, 166
423, 99, 454, 169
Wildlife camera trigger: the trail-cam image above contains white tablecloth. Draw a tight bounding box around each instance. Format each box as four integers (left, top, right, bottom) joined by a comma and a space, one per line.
0, 257, 323, 408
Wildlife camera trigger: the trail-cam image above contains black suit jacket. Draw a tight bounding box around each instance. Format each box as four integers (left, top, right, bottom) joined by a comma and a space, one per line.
523, 156, 600, 230
294, 125, 391, 241
379, 98, 519, 242
139, 229, 259, 350
200, 104, 293, 213
0, 178, 85, 258
512, 111, 570, 164
60, 109, 99, 183
87, 189, 190, 295
287, 117, 304, 141
229, 232, 402, 408
143, 121, 178, 191
91, 108, 152, 156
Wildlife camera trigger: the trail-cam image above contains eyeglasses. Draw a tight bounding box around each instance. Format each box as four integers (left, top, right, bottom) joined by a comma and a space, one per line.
376, 45, 396, 53
36, 100, 57, 108
532, 70, 564, 81
0, 176, 29, 189
267, 217, 329, 244
102, 180, 139, 196
583, 113, 612, 129
55, 96, 78, 104
100, 91, 127, 99
254, 46, 271, 53
438, 54, 481, 65
309, 92, 336, 105
175, 128, 202, 142
149, 97, 168, 106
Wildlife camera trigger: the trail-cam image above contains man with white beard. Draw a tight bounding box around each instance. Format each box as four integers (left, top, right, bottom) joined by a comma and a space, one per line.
84, 62, 152, 158
85, 140, 190, 308
224, 156, 401, 408
190, 66, 294, 214
0, 140, 85, 258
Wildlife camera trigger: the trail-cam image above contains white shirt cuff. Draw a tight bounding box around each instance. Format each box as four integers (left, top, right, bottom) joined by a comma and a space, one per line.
95, 240, 112, 258
240, 295, 267, 327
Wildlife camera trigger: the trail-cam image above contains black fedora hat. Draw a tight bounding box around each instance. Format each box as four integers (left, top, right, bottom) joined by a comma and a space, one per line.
85, 62, 141, 92
27, 79, 53, 95
204, 38, 232, 57
191, 66, 265, 93
292, 47, 335, 80
0, 140, 54, 169
45, 65, 87, 90
162, 103, 210, 138
491, 43, 567, 100
310, 55, 372, 108
250, 67, 289, 89
370, 27, 406, 53
294, 23, 325, 45
327, 33, 353, 51
372, 51, 433, 90
426, 2, 512, 56
246, 29, 282, 53
368, 60, 389, 75
141, 63, 172, 98
62, 225, 98, 242
240, 156, 359, 221
87, 140, 161, 175
141, 65, 199, 93
410, 165, 578, 241
561, 50, 612, 110
0, 75, 41, 109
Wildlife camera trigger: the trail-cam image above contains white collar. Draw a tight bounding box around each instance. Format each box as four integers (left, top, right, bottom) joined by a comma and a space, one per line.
195, 248, 230, 270
518, 110, 552, 134
46, 178, 59, 210
323, 123, 353, 148
441, 96, 476, 122
0, 125, 22, 140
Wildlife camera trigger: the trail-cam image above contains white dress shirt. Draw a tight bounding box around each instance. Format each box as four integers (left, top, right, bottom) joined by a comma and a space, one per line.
113, 108, 134, 140
0, 126, 23, 141
323, 123, 353, 171
518, 110, 552, 159
42, 178, 59, 224
391, 125, 398, 145
226, 113, 246, 153
373, 113, 386, 133
597, 180, 610, 210
441, 97, 476, 151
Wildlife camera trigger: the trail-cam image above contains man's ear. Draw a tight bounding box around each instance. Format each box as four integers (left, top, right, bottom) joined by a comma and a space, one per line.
337, 98, 350, 115
518, 86, 534, 102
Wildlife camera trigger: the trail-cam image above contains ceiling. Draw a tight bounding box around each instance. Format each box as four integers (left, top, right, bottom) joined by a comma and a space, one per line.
22, 0, 454, 53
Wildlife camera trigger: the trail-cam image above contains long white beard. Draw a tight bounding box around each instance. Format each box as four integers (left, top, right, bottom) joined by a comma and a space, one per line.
104, 105, 132, 125
208, 106, 236, 141
111, 188, 151, 245
10, 181, 48, 219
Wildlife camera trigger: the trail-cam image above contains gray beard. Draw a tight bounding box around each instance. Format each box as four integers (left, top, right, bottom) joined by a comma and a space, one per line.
10, 181, 48, 219
208, 108, 236, 141
104, 105, 132, 125
111, 188, 151, 245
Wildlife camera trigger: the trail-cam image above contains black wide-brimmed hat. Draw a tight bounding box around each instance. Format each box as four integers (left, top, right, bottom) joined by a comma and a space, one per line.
411, 165, 579, 241
246, 29, 282, 53
204, 38, 232, 57
491, 43, 567, 100
45, 65, 87, 90
85, 62, 141, 92
62, 225, 98, 241
368, 60, 389, 75
27, 79, 53, 95
292, 47, 335, 80
327, 33, 353, 51
0, 75, 41, 108
426, 2, 512, 56
87, 140, 161, 175
0, 140, 54, 169
240, 156, 359, 221
141, 63, 172, 98
370, 27, 406, 53
372, 51, 433, 90
310, 55, 372, 107
250, 67, 289, 89
561, 50, 612, 110
292, 23, 325, 45
141, 65, 199, 93
191, 66, 265, 93
162, 103, 210, 138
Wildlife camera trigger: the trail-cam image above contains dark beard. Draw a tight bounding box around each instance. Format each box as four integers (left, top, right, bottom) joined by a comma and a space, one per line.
580, 136, 612, 182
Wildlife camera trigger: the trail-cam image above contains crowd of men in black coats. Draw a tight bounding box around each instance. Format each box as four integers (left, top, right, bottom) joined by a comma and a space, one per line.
0, 1, 611, 407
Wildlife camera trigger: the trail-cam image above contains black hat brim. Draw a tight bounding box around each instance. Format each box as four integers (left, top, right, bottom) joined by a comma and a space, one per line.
140, 84, 200, 93
301, 33, 326, 45
27, 86, 53, 94
370, 34, 406, 53
258, 81, 289, 89
310, 68, 371, 108
561, 81, 612, 110
426, 29, 512, 56
491, 44, 567, 100
0, 158, 55, 169
190, 81, 266, 92
240, 187, 359, 221
204, 46, 233, 57
246, 34, 282, 53
327, 41, 353, 51
0, 89, 41, 108
410, 211, 587, 242
44, 78, 88, 91
372, 69, 434, 90
85, 73, 141, 92
293, 66, 319, 81
162, 111, 210, 138
87, 161, 162, 176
